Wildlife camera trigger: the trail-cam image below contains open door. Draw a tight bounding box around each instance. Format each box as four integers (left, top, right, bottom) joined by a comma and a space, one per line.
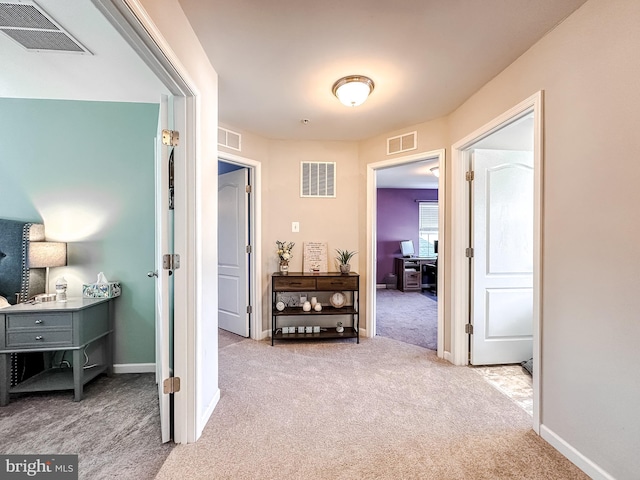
218, 168, 250, 337
154, 94, 174, 442
470, 149, 534, 365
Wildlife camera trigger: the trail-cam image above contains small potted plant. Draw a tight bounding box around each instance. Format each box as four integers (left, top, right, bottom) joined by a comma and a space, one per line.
335, 249, 357, 274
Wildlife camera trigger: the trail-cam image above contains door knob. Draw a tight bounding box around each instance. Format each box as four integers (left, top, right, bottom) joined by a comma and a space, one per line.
147, 271, 158, 278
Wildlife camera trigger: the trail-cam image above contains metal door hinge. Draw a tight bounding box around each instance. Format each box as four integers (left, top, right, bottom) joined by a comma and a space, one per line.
162, 129, 179, 146
246, 245, 252, 254
465, 247, 474, 258
245, 184, 252, 193
163, 254, 180, 271
247, 305, 253, 314
466, 171, 474, 181
163, 376, 181, 394
465, 324, 474, 335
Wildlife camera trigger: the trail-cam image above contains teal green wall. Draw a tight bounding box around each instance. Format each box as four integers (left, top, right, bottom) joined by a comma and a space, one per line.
0, 98, 159, 365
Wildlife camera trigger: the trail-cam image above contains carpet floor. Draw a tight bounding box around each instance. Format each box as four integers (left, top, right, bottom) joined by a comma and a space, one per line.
0, 373, 173, 479
155, 331, 587, 480
376, 288, 437, 350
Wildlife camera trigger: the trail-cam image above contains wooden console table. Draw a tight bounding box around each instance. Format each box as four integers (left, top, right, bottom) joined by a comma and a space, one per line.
271, 272, 359, 345
0, 297, 115, 405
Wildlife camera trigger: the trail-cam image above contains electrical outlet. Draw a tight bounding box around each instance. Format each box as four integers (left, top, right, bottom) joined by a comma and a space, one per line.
292, 221, 300, 233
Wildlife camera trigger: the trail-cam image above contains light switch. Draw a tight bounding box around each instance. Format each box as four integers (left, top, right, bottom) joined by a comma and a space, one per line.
292, 221, 300, 233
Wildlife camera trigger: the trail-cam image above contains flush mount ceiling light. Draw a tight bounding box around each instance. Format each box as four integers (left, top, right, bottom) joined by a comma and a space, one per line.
332, 75, 374, 107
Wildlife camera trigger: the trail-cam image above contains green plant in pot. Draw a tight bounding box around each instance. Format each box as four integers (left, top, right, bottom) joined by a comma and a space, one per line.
335, 249, 357, 274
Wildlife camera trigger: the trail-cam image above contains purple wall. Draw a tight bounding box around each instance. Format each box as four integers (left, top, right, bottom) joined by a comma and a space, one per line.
376, 188, 438, 283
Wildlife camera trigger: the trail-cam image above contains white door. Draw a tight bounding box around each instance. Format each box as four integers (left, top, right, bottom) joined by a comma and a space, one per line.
218, 168, 250, 337
154, 95, 174, 442
471, 149, 533, 365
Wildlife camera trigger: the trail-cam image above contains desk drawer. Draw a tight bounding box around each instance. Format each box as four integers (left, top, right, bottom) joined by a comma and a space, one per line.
7, 329, 73, 348
273, 277, 317, 291
7, 313, 72, 329
316, 277, 358, 291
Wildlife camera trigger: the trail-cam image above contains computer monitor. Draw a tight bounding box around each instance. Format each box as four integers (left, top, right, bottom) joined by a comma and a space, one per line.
400, 240, 415, 258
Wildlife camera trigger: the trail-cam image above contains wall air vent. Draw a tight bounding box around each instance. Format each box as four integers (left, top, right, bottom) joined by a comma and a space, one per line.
218, 127, 242, 151
387, 131, 417, 155
301, 162, 336, 198
0, 1, 91, 54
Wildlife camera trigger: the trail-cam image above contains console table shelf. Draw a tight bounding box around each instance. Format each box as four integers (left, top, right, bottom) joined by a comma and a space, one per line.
271, 272, 359, 345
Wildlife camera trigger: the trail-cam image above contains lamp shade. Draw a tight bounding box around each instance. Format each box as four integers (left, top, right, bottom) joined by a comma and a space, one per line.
332, 75, 374, 107
28, 242, 67, 268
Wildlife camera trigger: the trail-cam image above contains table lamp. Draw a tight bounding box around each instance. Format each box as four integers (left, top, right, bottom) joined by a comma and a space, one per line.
28, 241, 67, 295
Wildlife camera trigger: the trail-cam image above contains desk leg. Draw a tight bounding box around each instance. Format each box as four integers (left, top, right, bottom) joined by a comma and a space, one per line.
0, 354, 9, 406
106, 299, 114, 376
73, 349, 83, 402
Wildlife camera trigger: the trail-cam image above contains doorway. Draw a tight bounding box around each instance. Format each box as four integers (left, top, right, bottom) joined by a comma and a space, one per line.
218, 153, 263, 341
365, 149, 445, 358
375, 163, 439, 350
451, 92, 543, 431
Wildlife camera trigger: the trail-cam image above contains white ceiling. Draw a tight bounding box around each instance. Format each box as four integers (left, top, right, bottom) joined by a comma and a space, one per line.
0, 0, 585, 142
179, 0, 586, 141
0, 0, 167, 103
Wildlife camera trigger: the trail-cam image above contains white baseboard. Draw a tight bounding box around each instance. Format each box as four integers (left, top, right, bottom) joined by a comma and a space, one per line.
113, 363, 155, 374
444, 350, 452, 363
540, 424, 615, 480
261, 328, 271, 340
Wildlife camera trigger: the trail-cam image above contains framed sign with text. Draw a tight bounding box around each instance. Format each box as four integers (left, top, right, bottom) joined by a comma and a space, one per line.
303, 241, 328, 272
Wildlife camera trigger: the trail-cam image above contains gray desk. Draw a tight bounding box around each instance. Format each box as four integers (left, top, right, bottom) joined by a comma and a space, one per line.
0, 297, 114, 405
395, 257, 437, 292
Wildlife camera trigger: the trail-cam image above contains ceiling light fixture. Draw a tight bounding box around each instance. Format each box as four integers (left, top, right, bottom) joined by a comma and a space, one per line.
430, 167, 440, 178
332, 75, 374, 107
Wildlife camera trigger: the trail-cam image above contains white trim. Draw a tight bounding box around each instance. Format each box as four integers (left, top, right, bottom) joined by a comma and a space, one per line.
93, 0, 204, 444
450, 91, 543, 434
443, 351, 452, 363
113, 363, 156, 374
218, 151, 263, 341
540, 425, 615, 480
366, 149, 446, 359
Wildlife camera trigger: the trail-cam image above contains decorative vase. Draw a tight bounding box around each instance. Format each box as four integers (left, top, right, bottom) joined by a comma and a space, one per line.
339, 264, 351, 274
302, 301, 312, 312
279, 260, 289, 274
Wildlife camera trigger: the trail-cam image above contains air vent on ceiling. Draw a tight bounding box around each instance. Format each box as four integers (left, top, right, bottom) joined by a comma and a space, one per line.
301, 162, 336, 198
387, 131, 417, 155
218, 127, 242, 151
0, 1, 91, 54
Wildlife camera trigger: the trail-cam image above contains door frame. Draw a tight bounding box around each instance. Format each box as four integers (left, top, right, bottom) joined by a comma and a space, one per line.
218, 152, 263, 340
450, 91, 543, 432
93, 0, 205, 443
366, 149, 446, 358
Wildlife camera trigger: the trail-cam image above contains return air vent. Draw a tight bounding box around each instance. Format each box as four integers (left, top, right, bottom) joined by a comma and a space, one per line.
218, 127, 242, 151
301, 162, 336, 198
387, 131, 417, 155
0, 1, 91, 54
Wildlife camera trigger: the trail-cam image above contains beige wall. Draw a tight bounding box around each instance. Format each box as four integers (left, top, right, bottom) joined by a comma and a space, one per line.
222, 0, 639, 474
446, 0, 640, 477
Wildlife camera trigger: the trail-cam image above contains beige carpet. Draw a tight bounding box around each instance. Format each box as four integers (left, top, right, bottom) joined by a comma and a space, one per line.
155, 331, 587, 480
376, 288, 437, 350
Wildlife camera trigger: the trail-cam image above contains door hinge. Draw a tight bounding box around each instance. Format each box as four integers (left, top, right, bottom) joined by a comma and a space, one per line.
466, 170, 474, 181
465, 324, 474, 335
162, 129, 179, 146
465, 247, 474, 258
163, 376, 181, 394
246, 245, 252, 254
247, 305, 252, 314
245, 184, 252, 193
163, 253, 180, 271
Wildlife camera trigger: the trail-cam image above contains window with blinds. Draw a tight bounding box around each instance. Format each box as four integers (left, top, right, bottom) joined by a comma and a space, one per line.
419, 202, 439, 258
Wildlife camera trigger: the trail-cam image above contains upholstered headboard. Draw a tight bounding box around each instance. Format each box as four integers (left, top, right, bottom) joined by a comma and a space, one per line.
0, 219, 45, 304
